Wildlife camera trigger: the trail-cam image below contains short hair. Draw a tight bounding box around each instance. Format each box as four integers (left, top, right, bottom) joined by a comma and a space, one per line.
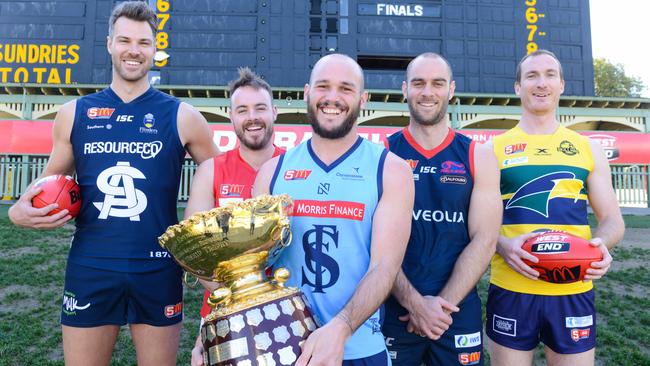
310, 54, 365, 91
228, 67, 273, 100
515, 49, 564, 82
108, 1, 157, 37
406, 52, 454, 81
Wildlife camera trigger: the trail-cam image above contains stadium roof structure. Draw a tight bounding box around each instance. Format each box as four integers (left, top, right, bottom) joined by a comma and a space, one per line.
1, 83, 648, 132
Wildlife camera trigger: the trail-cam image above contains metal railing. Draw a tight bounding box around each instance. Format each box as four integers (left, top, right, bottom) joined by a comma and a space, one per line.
611, 165, 649, 208
2, 154, 649, 208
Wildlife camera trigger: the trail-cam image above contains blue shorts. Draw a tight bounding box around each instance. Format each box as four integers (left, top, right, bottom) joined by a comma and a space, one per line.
61, 260, 183, 327
344, 350, 390, 366
382, 292, 484, 366
485, 284, 596, 354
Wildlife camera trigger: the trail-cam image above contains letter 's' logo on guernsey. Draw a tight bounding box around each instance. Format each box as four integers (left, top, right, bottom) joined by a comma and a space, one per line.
302, 225, 340, 293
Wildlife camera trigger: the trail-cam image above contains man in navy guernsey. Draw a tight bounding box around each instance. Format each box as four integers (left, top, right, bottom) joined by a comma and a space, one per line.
8, 2, 218, 365
382, 53, 502, 366
253, 54, 414, 365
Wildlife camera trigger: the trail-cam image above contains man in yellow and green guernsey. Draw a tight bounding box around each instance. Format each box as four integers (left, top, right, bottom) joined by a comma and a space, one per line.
485, 50, 625, 366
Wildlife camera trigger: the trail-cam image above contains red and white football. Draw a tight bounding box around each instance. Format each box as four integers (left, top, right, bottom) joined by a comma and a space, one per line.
31, 175, 82, 218
522, 231, 603, 283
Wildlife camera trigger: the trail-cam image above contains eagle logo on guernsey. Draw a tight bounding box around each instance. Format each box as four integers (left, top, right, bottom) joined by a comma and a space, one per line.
505, 171, 584, 218
284, 170, 312, 180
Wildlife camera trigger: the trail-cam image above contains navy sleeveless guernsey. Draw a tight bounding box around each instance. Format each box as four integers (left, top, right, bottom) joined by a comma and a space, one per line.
387, 128, 475, 303
69, 87, 185, 272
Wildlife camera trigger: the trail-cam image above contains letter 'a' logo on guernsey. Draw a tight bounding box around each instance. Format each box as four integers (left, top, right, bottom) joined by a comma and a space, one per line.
284, 169, 311, 180
292, 200, 365, 221
93, 162, 148, 221
87, 107, 115, 119
505, 171, 584, 217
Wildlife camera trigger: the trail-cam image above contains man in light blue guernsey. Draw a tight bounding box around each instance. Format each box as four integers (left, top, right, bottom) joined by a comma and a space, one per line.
253, 54, 414, 366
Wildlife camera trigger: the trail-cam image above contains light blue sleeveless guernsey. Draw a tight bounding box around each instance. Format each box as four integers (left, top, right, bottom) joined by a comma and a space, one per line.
270, 136, 389, 360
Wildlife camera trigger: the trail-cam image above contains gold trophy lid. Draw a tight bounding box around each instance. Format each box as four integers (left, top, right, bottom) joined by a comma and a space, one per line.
158, 194, 293, 281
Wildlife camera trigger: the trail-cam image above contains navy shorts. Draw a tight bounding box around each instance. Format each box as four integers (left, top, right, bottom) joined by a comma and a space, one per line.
485, 284, 596, 354
344, 350, 390, 366
61, 260, 183, 327
382, 293, 484, 366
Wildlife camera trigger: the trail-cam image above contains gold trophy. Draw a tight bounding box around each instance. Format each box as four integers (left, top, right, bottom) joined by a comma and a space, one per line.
159, 194, 318, 366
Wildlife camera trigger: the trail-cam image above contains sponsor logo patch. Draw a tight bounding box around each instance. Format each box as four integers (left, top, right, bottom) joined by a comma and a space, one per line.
557, 140, 578, 156
116, 114, 134, 122
441, 160, 466, 174
531, 242, 570, 254
293, 200, 365, 221
455, 332, 481, 348
440, 175, 467, 184
62, 290, 91, 316
336, 167, 364, 180
405, 159, 419, 170
570, 328, 590, 342
458, 351, 481, 365
140, 113, 158, 134
317, 182, 330, 195
504, 143, 527, 155
87, 107, 115, 119
412, 209, 464, 223
284, 169, 312, 180
493, 315, 516, 336
165, 302, 183, 318
83, 141, 163, 159
503, 157, 528, 167
220, 184, 245, 197
565, 315, 593, 328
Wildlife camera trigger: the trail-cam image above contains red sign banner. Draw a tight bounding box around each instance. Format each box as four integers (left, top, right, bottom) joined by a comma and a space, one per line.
1, 120, 649, 164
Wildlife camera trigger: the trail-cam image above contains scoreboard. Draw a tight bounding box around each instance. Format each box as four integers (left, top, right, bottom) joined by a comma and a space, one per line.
0, 0, 594, 95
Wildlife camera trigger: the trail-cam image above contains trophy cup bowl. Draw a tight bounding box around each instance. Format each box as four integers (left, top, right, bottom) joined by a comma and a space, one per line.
159, 194, 319, 366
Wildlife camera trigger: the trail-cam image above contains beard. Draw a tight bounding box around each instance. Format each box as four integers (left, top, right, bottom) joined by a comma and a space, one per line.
236, 122, 274, 151
408, 96, 449, 126
307, 98, 360, 139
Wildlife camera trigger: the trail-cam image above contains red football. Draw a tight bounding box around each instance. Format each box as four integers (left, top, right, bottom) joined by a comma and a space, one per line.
522, 231, 603, 283
31, 175, 82, 218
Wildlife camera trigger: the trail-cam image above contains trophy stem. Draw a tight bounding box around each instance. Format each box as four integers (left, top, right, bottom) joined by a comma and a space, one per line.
208, 251, 293, 313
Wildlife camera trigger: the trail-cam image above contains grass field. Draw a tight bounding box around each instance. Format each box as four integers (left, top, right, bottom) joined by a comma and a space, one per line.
0, 204, 648, 365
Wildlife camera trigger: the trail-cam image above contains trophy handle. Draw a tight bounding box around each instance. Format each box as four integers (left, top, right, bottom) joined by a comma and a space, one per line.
183, 271, 199, 288
280, 226, 292, 247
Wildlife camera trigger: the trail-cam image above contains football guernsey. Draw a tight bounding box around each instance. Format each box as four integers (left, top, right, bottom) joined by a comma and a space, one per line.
199, 146, 283, 318
383, 128, 484, 366
270, 136, 388, 360
491, 125, 594, 295
69, 87, 185, 272
386, 127, 474, 299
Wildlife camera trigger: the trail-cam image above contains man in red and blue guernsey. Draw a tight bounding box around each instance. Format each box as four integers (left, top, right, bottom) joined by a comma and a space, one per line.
382, 53, 502, 366
8, 2, 218, 365
183, 67, 283, 366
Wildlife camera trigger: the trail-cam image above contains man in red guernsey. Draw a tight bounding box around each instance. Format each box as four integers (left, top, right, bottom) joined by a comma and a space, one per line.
184, 67, 283, 366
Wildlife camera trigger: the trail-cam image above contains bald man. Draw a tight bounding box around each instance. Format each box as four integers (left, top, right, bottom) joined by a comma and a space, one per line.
253, 54, 414, 366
